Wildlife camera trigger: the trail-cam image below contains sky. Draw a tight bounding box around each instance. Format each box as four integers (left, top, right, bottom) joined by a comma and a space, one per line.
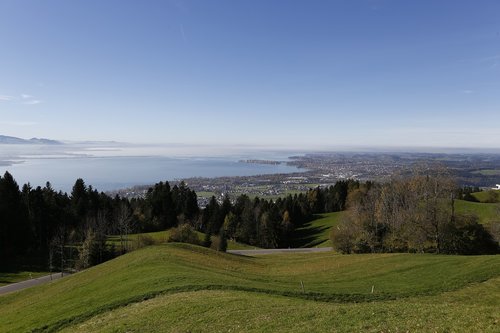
0, 0, 499, 149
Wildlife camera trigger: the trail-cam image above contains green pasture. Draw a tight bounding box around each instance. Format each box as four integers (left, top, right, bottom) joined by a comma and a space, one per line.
107, 228, 255, 251
291, 212, 344, 248
471, 190, 500, 203
455, 199, 499, 225
1, 243, 498, 332
472, 169, 500, 176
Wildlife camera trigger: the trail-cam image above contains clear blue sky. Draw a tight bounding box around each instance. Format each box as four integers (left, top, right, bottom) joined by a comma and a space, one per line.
1, 0, 499, 148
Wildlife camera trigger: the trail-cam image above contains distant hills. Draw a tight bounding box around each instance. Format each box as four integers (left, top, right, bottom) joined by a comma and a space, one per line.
0, 135, 62, 145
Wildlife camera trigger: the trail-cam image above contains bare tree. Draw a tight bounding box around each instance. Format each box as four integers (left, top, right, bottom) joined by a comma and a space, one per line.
50, 226, 66, 277
114, 202, 133, 253
95, 210, 109, 263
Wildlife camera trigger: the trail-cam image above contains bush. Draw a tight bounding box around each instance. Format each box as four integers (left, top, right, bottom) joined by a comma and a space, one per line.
133, 235, 157, 249
330, 218, 357, 254
168, 224, 202, 246
441, 214, 499, 255
210, 228, 228, 252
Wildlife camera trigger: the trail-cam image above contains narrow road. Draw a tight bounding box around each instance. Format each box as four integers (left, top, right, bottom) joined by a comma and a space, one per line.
227, 247, 332, 256
0, 272, 70, 296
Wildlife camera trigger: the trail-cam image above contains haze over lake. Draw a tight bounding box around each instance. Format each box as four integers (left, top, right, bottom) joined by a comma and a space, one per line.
0, 143, 304, 192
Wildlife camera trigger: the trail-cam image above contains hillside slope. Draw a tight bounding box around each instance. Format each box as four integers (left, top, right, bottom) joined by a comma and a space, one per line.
291, 212, 344, 248
455, 199, 499, 225
0, 244, 498, 332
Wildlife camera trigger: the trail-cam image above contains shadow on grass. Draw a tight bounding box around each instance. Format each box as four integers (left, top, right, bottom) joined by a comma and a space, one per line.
32, 284, 406, 333
289, 218, 330, 248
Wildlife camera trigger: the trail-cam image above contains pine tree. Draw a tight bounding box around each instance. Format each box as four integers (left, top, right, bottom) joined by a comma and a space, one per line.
203, 230, 212, 248
218, 227, 227, 252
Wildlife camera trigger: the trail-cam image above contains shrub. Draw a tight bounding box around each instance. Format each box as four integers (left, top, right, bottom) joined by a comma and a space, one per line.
210, 228, 228, 252
134, 235, 157, 249
168, 224, 202, 246
441, 214, 499, 255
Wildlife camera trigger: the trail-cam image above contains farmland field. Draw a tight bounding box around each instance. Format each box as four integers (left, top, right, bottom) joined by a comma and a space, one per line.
1, 243, 498, 332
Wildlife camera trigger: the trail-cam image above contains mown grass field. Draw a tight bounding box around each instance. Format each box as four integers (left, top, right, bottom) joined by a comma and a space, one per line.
471, 190, 500, 203
291, 212, 344, 248
455, 199, 499, 225
107, 229, 256, 251
1, 243, 498, 332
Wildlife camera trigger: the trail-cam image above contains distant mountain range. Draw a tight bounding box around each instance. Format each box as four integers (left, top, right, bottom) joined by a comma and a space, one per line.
0, 135, 62, 145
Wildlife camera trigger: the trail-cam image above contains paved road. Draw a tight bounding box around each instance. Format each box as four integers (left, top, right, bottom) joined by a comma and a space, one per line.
0, 272, 70, 296
227, 247, 332, 256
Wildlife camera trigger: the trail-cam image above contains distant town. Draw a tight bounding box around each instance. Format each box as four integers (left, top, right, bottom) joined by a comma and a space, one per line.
109, 152, 500, 207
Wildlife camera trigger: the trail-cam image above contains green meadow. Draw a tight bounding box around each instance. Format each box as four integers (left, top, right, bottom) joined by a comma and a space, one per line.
291, 211, 344, 248
472, 169, 500, 176
107, 229, 256, 251
471, 190, 500, 203
0, 243, 498, 332
455, 199, 499, 225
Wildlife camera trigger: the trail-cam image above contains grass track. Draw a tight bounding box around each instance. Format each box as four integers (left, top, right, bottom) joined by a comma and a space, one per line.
0, 243, 498, 332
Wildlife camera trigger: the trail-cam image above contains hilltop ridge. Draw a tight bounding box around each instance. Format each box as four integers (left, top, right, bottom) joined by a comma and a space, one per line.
0, 135, 62, 145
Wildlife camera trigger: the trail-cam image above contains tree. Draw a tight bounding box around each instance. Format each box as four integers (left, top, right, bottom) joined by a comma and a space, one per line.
114, 201, 133, 253
50, 226, 67, 276
203, 230, 212, 248
71, 178, 88, 222
223, 212, 238, 240
203, 196, 221, 234
145, 181, 176, 229
441, 214, 499, 254
216, 227, 228, 252
77, 228, 97, 269
330, 215, 361, 254
0, 171, 31, 260
411, 172, 456, 253
168, 224, 201, 246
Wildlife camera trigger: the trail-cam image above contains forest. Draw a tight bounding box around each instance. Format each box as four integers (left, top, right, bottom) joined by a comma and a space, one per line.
331, 174, 499, 255
0, 170, 498, 273
0, 171, 353, 271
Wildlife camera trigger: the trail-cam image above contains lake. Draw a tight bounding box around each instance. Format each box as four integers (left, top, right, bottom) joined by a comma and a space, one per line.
0, 145, 304, 192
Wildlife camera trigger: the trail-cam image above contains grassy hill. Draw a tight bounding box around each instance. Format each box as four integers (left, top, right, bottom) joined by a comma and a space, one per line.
0, 243, 498, 332
107, 229, 257, 250
107, 211, 346, 252
291, 212, 344, 248
455, 199, 499, 225
471, 190, 500, 203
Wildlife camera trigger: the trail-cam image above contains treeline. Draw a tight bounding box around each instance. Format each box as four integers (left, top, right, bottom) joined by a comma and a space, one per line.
0, 173, 200, 270
138, 178, 356, 248
0, 171, 355, 270
331, 174, 499, 255
2, 170, 496, 272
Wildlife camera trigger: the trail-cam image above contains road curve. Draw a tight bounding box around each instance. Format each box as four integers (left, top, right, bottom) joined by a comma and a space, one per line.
0, 272, 70, 296
227, 247, 332, 256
